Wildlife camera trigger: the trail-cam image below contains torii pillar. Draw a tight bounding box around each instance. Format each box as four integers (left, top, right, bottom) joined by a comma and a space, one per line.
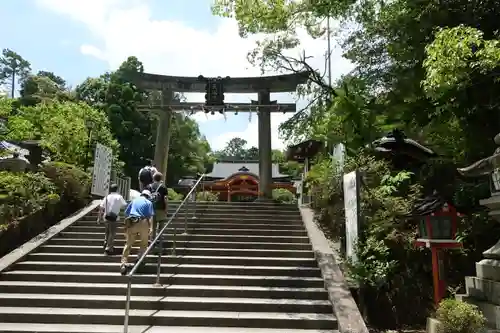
256, 90, 274, 200
152, 89, 174, 178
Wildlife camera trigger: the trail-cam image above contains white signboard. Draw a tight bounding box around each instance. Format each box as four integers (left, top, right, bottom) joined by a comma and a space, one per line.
343, 170, 360, 263
91, 143, 113, 197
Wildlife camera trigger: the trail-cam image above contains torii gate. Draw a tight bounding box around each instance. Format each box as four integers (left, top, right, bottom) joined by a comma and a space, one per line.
131, 72, 308, 200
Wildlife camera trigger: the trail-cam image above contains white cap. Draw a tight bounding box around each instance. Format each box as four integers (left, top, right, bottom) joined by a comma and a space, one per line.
141, 189, 152, 198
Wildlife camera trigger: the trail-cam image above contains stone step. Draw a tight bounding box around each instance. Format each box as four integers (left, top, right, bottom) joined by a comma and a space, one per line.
465, 276, 500, 306
81, 216, 304, 224
28, 253, 319, 267
84, 210, 302, 217
1, 271, 326, 288
37, 245, 315, 258
0, 281, 329, 300
0, 307, 338, 330
90, 203, 299, 210
167, 202, 298, 208
13, 261, 322, 277
68, 226, 308, 236
0, 200, 343, 332
0, 323, 339, 333
58, 232, 311, 243
88, 207, 301, 215
0, 293, 333, 313
73, 222, 306, 230
47, 238, 313, 250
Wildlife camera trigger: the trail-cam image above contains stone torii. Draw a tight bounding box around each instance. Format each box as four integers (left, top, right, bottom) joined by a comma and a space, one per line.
131, 71, 308, 200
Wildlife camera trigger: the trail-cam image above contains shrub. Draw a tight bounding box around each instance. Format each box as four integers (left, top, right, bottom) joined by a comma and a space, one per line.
307, 151, 431, 327
0, 162, 92, 257
436, 299, 485, 333
167, 188, 184, 201
272, 188, 297, 204
0, 171, 58, 229
41, 162, 91, 208
196, 191, 219, 201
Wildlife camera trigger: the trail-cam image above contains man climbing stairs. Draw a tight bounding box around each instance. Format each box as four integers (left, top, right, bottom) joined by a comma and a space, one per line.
0, 201, 344, 332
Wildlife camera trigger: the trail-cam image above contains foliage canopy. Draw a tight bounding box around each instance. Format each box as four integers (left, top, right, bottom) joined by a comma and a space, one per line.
212, 0, 500, 327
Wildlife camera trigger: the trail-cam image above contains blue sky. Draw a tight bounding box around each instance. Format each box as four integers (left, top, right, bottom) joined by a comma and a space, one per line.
1, 0, 353, 151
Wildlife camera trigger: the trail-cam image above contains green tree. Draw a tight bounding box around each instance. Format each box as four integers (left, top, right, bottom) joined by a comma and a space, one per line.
75, 56, 213, 185
19, 75, 60, 106
37, 71, 66, 89
0, 49, 31, 98
0, 98, 119, 168
75, 57, 155, 181
245, 146, 259, 160
167, 114, 213, 183
18, 72, 74, 107
218, 137, 248, 159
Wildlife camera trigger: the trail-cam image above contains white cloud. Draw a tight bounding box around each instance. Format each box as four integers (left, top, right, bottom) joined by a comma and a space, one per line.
80, 44, 106, 60
36, 0, 354, 150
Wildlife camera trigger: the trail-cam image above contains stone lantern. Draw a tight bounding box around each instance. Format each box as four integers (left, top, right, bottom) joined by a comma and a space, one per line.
454, 132, 500, 330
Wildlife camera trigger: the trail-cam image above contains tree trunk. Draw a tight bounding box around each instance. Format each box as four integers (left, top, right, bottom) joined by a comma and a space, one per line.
10, 72, 15, 98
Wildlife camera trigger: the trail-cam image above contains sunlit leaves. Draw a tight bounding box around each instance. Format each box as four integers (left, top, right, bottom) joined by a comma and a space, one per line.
0, 99, 120, 167
212, 0, 301, 36
423, 25, 500, 99
212, 0, 357, 35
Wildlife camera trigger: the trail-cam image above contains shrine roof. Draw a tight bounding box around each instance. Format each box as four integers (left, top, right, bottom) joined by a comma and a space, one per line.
132, 71, 309, 93
408, 192, 465, 217
206, 162, 290, 179
285, 139, 324, 161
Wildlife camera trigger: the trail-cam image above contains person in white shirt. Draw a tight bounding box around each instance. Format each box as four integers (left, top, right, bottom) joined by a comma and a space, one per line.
138, 159, 158, 191
99, 183, 127, 255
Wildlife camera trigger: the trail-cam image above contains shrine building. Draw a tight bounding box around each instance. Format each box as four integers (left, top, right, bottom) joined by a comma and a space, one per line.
177, 160, 296, 202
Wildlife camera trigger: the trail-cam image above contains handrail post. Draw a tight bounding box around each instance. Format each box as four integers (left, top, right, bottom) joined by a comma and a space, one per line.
172, 225, 177, 256
123, 277, 132, 333
183, 200, 188, 234
192, 183, 198, 220
154, 228, 163, 286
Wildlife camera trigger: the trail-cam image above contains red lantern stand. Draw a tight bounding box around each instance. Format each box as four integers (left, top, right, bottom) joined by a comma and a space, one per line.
414, 203, 463, 306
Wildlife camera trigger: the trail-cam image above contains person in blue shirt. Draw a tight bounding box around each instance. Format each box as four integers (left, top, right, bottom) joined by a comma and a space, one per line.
120, 189, 154, 275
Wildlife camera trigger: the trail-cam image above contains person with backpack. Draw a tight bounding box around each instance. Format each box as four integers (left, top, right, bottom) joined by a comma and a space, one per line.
146, 172, 168, 241
120, 189, 155, 275
138, 159, 158, 191
98, 183, 127, 255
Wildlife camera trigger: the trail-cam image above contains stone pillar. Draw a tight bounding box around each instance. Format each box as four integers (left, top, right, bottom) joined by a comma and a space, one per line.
257, 90, 273, 200
153, 89, 173, 178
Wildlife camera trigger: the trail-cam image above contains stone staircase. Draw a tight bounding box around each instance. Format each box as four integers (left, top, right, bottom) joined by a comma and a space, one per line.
0, 201, 341, 332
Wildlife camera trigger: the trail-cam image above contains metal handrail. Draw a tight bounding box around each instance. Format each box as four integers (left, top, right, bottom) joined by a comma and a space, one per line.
123, 174, 205, 333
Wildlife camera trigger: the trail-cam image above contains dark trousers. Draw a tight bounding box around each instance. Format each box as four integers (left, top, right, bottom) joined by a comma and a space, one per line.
104, 220, 117, 251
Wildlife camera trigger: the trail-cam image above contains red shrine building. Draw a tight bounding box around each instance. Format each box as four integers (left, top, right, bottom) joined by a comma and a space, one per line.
178, 161, 297, 202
